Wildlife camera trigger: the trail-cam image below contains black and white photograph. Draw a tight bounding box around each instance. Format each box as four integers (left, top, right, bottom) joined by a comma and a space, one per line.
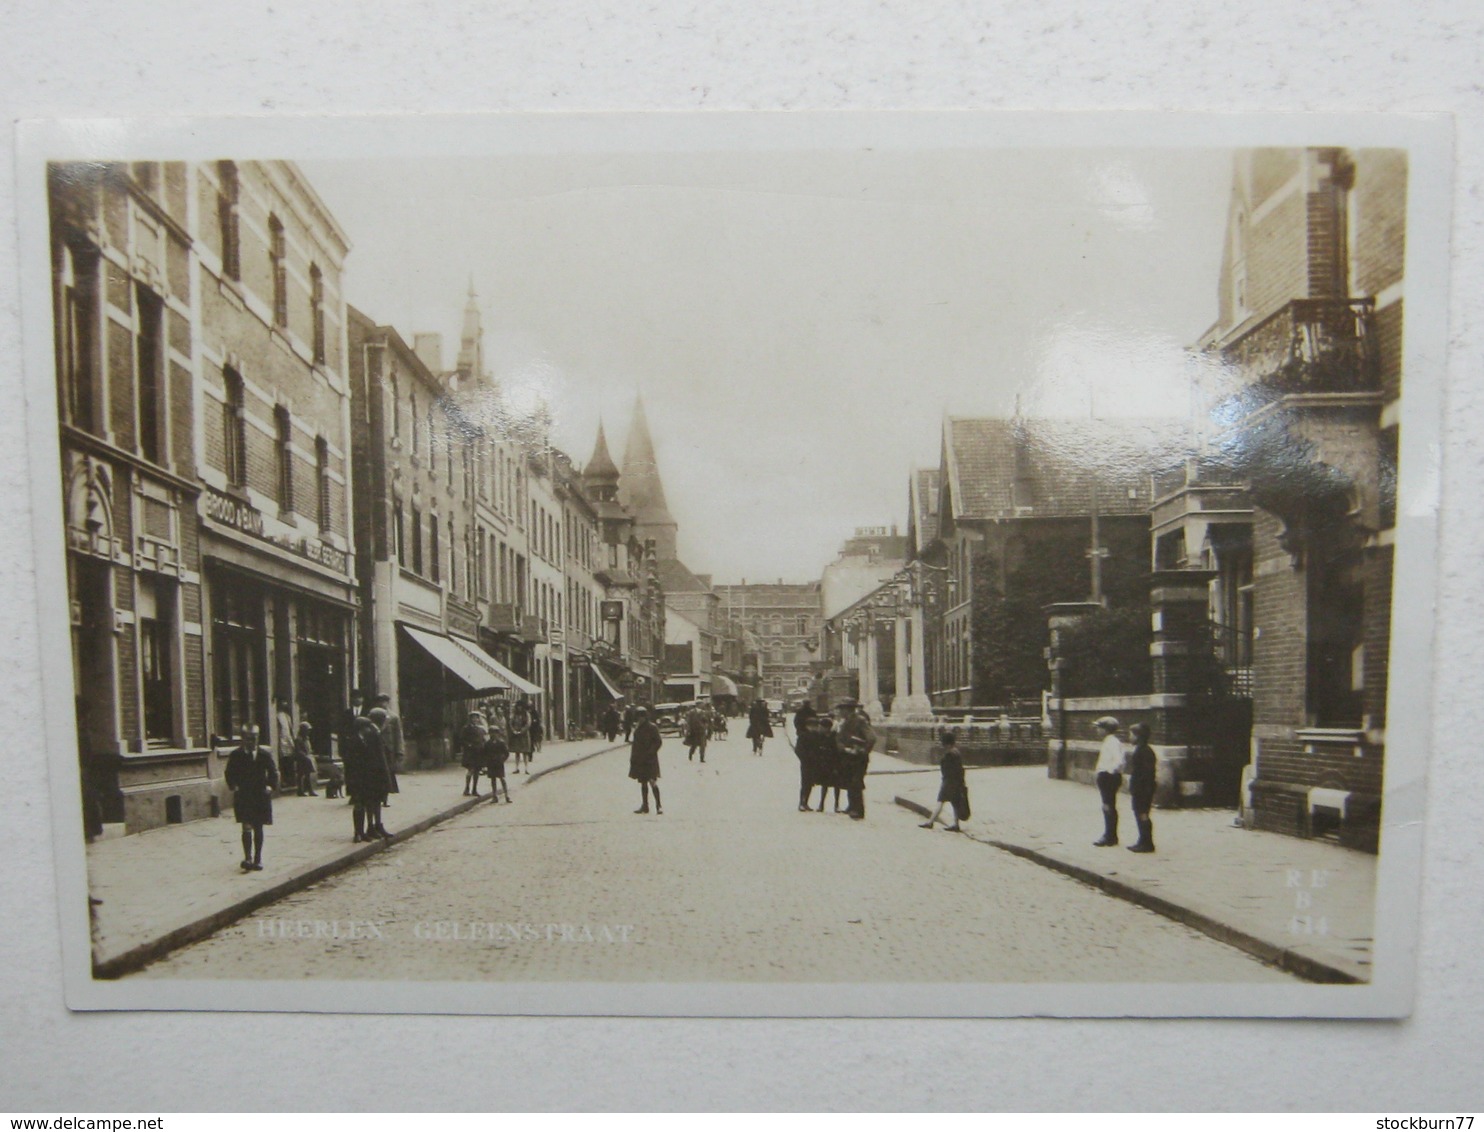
14, 113, 1449, 1018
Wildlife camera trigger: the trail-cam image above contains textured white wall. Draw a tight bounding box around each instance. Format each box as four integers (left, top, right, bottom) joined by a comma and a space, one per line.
2, 0, 1481, 1111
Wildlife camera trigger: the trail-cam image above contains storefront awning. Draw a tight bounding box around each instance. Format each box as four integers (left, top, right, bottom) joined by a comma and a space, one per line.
712, 674, 739, 696
589, 663, 623, 700
402, 625, 508, 695
401, 625, 544, 697
470, 646, 544, 697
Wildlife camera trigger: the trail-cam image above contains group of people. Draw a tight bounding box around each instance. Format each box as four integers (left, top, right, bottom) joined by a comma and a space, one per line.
790, 700, 878, 820
600, 702, 646, 744
456, 696, 536, 803
224, 689, 406, 871
1092, 715, 1157, 853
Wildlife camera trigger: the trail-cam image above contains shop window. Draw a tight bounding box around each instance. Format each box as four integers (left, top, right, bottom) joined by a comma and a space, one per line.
268, 214, 287, 328
212, 577, 264, 739
217, 161, 240, 281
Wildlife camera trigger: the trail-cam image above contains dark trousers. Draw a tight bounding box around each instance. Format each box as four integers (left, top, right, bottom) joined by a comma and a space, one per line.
846, 760, 867, 817
1096, 771, 1122, 842
1130, 785, 1155, 848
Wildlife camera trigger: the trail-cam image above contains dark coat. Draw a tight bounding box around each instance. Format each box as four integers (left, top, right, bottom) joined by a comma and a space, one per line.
600, 706, 621, 737
485, 736, 510, 777
1127, 742, 1157, 798
225, 745, 278, 826
793, 704, 816, 735
629, 721, 662, 781
459, 722, 489, 771
343, 720, 392, 804
507, 704, 533, 755
746, 701, 773, 740
937, 748, 970, 818
796, 729, 836, 787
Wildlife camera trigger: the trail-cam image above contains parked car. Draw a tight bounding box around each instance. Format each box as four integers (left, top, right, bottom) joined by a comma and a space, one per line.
652, 702, 686, 734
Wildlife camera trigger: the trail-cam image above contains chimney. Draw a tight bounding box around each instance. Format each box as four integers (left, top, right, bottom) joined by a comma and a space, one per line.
413, 333, 443, 375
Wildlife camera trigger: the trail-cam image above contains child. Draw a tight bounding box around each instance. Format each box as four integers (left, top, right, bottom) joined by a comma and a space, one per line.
460, 710, 489, 796
920, 729, 970, 832
486, 723, 512, 803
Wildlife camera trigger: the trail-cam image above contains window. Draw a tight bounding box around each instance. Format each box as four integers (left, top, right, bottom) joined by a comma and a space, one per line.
410, 391, 418, 456
217, 162, 240, 281
316, 437, 331, 531
59, 245, 98, 431
310, 264, 325, 365
223, 368, 247, 487
268, 214, 288, 328
135, 284, 165, 466
476, 531, 487, 600
429, 513, 440, 584
411, 507, 423, 575
389, 374, 400, 440
275, 406, 295, 513
393, 503, 405, 568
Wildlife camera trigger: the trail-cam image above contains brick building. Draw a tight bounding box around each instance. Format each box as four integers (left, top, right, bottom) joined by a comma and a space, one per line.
49, 160, 357, 836
714, 581, 825, 704
1180, 147, 1405, 850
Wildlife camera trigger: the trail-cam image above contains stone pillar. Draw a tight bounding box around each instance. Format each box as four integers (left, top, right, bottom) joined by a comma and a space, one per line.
1043, 601, 1103, 780
1148, 568, 1217, 807
862, 626, 884, 721
896, 605, 933, 716
892, 614, 910, 715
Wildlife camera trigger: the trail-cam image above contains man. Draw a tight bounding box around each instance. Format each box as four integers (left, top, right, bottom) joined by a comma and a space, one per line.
793, 700, 816, 742
225, 725, 277, 872
274, 699, 296, 788
684, 702, 709, 762
1125, 722, 1157, 853
1092, 716, 1125, 847
373, 692, 405, 776
621, 702, 638, 743
746, 697, 773, 756
600, 703, 621, 743
835, 699, 877, 820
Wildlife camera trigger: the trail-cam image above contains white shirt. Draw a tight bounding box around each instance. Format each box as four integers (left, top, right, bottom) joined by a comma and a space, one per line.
1095, 733, 1125, 775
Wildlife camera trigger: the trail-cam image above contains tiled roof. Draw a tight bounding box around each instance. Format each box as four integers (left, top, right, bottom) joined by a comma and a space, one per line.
944, 417, 1190, 522
911, 468, 941, 548
655, 557, 712, 595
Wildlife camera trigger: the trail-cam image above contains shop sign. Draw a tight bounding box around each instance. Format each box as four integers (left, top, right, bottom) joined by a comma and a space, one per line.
204, 486, 349, 574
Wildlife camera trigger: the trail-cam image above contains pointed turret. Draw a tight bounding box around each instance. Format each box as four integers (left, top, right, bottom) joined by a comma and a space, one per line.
585, 420, 621, 502
618, 396, 678, 559
455, 279, 484, 385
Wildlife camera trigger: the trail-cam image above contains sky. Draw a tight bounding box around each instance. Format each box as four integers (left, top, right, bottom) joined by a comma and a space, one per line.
302, 146, 1234, 583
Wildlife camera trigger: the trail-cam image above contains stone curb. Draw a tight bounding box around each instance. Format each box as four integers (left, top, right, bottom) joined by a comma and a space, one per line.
93, 743, 624, 980
892, 795, 1361, 986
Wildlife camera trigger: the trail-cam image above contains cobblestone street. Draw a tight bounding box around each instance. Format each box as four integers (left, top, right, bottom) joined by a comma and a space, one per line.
143, 732, 1292, 983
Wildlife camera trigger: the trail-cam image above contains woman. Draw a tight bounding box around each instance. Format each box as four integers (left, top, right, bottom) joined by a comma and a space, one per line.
628, 707, 663, 815
920, 729, 970, 831
528, 710, 544, 754
508, 697, 533, 774
367, 706, 400, 800
1125, 721, 1157, 853
292, 720, 318, 796
460, 710, 489, 797
745, 698, 773, 756
795, 712, 836, 812
345, 714, 392, 841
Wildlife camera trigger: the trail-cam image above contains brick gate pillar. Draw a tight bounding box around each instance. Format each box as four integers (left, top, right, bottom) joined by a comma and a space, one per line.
1148, 568, 1217, 807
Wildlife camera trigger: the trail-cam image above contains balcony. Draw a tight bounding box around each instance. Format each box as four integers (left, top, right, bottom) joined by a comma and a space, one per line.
1221, 298, 1378, 400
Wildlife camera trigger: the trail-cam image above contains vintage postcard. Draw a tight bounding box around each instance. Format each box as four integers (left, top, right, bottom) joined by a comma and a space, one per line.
15, 112, 1449, 1016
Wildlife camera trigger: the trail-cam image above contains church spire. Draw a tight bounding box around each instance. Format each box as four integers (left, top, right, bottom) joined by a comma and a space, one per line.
456, 280, 484, 384
618, 396, 678, 558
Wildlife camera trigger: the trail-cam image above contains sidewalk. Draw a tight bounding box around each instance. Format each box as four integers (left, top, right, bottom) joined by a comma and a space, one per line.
86, 737, 623, 977
889, 763, 1376, 983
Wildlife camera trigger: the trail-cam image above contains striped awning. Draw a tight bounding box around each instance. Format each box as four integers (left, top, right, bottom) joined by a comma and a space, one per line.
401, 625, 543, 697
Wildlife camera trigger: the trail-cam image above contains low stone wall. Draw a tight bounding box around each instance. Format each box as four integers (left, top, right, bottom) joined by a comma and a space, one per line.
876, 720, 1044, 768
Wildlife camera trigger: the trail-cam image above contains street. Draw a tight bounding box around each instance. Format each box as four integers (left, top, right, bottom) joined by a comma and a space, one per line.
141, 730, 1293, 983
